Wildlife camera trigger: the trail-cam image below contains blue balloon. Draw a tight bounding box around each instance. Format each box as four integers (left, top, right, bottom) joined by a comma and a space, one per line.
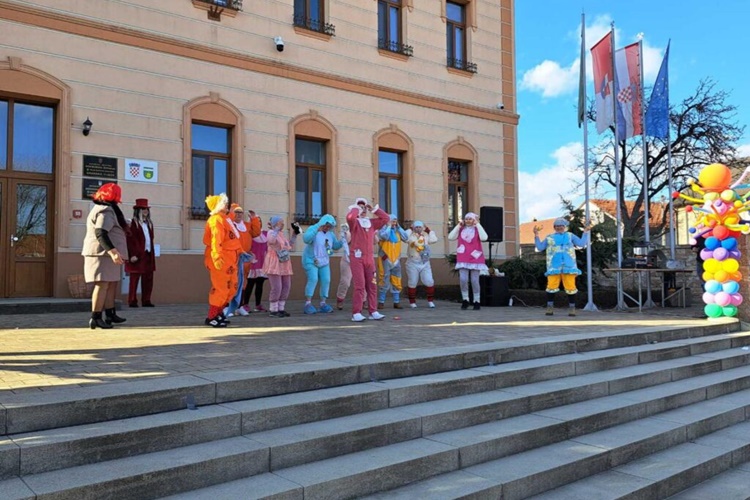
705, 237, 720, 250
705, 280, 722, 294
722, 281, 740, 294
721, 237, 738, 250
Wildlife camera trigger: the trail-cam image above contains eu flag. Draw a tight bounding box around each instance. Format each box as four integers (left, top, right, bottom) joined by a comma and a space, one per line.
645, 42, 670, 139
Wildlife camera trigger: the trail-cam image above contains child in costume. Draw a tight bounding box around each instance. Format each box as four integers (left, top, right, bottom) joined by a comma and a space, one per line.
225, 203, 258, 317
302, 214, 343, 314
377, 214, 408, 309
533, 217, 591, 316
346, 198, 390, 322
263, 215, 299, 317
203, 193, 239, 327
405, 220, 438, 308
448, 212, 488, 310
335, 222, 351, 310
241, 210, 268, 313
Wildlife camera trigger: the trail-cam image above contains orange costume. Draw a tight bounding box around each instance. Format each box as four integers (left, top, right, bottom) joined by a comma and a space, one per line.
203, 194, 240, 326
230, 203, 261, 284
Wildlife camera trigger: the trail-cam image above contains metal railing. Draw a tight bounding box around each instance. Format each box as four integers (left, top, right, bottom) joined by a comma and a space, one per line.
447, 57, 478, 74
378, 38, 414, 57
194, 0, 243, 10
293, 15, 336, 36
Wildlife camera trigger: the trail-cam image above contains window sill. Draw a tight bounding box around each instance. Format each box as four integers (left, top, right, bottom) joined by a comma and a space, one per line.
447, 67, 475, 78
378, 49, 410, 62
294, 26, 333, 42
192, 0, 240, 19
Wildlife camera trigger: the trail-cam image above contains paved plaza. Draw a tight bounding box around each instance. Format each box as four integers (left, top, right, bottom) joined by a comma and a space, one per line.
0, 299, 727, 395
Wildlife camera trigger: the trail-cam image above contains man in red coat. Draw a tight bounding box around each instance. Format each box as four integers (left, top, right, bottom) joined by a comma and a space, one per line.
125, 198, 156, 307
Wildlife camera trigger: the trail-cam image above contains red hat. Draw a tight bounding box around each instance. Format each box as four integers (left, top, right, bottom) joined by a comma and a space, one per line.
134, 198, 150, 209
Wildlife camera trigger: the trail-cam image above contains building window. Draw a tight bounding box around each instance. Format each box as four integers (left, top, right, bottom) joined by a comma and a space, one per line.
294, 0, 335, 35
295, 138, 326, 224
448, 160, 468, 229
191, 123, 231, 218
378, 0, 413, 56
0, 99, 54, 174
446, 2, 477, 73
378, 149, 403, 221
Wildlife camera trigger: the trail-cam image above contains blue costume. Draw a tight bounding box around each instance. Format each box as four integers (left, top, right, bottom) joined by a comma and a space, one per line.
302, 214, 343, 313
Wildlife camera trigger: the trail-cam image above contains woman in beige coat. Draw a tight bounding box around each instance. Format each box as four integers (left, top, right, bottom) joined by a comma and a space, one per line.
82, 183, 129, 329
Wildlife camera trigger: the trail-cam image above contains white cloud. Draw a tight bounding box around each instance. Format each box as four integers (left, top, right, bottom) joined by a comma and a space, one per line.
521, 14, 666, 99
737, 144, 750, 158
520, 60, 578, 98
518, 142, 587, 222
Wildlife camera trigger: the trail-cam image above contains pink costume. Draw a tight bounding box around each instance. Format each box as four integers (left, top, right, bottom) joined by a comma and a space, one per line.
346, 203, 390, 315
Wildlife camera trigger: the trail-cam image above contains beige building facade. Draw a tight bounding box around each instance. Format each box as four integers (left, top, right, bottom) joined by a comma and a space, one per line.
0, 0, 519, 303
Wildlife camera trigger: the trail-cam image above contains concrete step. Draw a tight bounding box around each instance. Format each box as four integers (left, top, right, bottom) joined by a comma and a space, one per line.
667, 462, 750, 499
0, 436, 269, 500
0, 405, 242, 478
529, 421, 750, 499
1, 322, 737, 435
369, 394, 750, 499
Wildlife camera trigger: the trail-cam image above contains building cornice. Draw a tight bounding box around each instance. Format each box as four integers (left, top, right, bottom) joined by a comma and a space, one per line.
0, 1, 518, 124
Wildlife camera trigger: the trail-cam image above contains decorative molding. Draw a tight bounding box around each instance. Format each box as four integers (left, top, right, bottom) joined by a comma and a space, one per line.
8, 56, 22, 70
0, 1, 515, 125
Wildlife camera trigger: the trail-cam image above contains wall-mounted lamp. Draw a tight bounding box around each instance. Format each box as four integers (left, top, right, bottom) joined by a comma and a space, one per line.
82, 117, 93, 136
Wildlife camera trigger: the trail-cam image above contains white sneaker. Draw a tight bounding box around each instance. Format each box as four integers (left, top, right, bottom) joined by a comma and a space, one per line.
236, 307, 249, 316
428, 301, 436, 308
352, 313, 366, 322
410, 303, 417, 309
369, 311, 385, 320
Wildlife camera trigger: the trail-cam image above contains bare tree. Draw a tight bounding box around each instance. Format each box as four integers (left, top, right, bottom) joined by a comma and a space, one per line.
586, 78, 745, 239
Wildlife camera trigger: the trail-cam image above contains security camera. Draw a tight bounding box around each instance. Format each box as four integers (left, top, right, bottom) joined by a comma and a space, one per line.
496, 103, 505, 110
274, 36, 284, 52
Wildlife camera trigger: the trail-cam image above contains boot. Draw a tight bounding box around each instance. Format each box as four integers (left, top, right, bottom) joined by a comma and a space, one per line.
89, 311, 113, 329
105, 307, 127, 325
545, 306, 554, 316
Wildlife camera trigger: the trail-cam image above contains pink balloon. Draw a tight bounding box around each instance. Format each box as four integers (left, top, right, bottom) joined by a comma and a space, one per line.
714, 291, 732, 307
702, 292, 716, 304
712, 247, 729, 261
731, 293, 744, 306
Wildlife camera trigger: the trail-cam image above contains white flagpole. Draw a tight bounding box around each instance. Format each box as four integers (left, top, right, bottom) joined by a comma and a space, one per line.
612, 24, 627, 310
640, 39, 656, 307
582, 12, 597, 311
667, 134, 675, 259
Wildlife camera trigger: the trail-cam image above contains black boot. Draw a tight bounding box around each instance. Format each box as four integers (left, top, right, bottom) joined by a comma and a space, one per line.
90, 311, 113, 329
105, 307, 127, 325
473, 302, 481, 310
461, 300, 469, 310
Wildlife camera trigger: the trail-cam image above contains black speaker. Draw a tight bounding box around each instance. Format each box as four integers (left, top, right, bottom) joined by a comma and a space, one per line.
468, 275, 510, 306
480, 206, 503, 242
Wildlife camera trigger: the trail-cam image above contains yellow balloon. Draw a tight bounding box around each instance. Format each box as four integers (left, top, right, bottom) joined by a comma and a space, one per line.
705, 192, 720, 201
723, 258, 739, 273
721, 190, 736, 202
699, 163, 732, 191
714, 270, 729, 283
735, 200, 744, 208
703, 258, 721, 273
702, 271, 714, 282
725, 216, 739, 226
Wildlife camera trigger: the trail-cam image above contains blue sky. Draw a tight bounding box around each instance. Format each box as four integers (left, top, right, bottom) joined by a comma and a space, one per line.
515, 0, 750, 223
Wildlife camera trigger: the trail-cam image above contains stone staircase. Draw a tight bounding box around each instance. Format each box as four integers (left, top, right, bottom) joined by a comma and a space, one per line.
2, 320, 750, 499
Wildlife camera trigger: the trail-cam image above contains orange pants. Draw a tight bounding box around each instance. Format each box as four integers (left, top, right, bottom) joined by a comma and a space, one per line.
205, 250, 239, 308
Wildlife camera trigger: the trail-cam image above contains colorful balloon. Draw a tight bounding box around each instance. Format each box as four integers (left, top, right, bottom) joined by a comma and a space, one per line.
722, 305, 738, 317
722, 281, 740, 294
703, 259, 721, 273
698, 163, 732, 191
705, 303, 723, 318
722, 259, 739, 273
714, 292, 732, 307
712, 247, 728, 261
713, 225, 730, 240
714, 270, 729, 283
705, 280, 722, 294
704, 237, 720, 250
702, 292, 716, 304
731, 293, 744, 306
721, 238, 738, 250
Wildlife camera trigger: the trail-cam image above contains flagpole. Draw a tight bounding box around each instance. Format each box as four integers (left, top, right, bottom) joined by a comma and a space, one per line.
667, 132, 675, 259
581, 12, 597, 312
612, 24, 627, 310
639, 39, 656, 308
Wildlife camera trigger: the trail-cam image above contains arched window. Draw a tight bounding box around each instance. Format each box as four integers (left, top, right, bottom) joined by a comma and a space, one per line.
373, 126, 414, 223
288, 111, 338, 224
443, 137, 479, 230
182, 94, 244, 247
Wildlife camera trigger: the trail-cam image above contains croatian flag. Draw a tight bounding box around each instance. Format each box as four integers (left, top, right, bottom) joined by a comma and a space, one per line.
590, 32, 614, 134
614, 42, 643, 141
